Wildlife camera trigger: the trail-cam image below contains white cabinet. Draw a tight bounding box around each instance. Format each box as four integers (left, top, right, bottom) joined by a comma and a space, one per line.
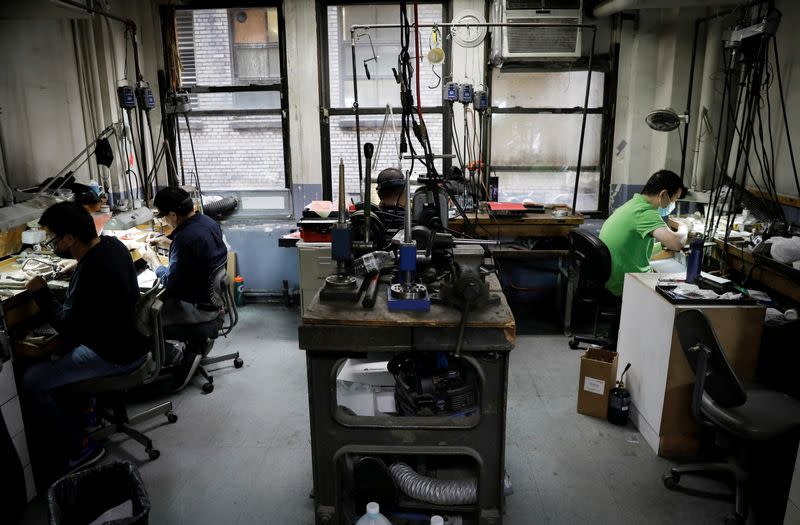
1, 357, 36, 502
298, 242, 333, 313
616, 272, 765, 459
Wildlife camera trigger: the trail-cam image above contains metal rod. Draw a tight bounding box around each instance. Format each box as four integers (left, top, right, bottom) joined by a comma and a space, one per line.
363, 143, 374, 245
338, 158, 346, 225
452, 238, 500, 246
404, 168, 412, 243
401, 154, 456, 159
571, 28, 596, 214
352, 22, 598, 30
350, 29, 364, 201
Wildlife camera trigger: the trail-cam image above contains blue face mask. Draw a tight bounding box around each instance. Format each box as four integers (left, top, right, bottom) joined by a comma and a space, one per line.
658, 201, 676, 217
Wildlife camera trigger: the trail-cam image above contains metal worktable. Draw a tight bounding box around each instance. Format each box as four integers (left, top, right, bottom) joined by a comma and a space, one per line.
298, 273, 516, 525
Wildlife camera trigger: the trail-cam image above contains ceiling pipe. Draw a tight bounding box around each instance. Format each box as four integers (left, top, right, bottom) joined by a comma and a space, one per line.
593, 0, 735, 17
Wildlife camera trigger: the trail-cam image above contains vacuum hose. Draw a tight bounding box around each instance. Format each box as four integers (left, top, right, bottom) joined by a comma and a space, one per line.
203, 196, 239, 219
389, 462, 477, 506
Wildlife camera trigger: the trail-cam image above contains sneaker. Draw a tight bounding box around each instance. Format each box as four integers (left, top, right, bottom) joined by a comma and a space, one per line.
67, 438, 106, 473
83, 398, 103, 434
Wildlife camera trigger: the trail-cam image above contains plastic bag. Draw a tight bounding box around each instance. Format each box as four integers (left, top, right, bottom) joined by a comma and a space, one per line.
768, 236, 800, 264
48, 462, 150, 525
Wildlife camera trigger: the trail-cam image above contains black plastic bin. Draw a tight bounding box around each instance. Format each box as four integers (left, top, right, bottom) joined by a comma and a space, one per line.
48, 461, 150, 525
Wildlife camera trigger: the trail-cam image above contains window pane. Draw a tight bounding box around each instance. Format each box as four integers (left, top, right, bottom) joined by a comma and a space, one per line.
494, 169, 600, 212
231, 8, 268, 44
191, 92, 280, 111
328, 4, 443, 108
234, 47, 269, 79
178, 115, 285, 190
490, 114, 601, 167
329, 114, 443, 203
177, 8, 281, 87
492, 70, 604, 108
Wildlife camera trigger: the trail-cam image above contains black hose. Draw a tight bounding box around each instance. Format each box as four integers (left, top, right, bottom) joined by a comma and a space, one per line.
203, 196, 239, 219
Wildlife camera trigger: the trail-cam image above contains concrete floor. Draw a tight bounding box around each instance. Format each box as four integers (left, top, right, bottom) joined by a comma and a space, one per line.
21, 304, 735, 524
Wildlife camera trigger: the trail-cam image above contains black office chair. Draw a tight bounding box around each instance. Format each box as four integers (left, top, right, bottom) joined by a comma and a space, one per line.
664, 309, 800, 525
174, 263, 242, 394
67, 285, 177, 460
565, 229, 620, 350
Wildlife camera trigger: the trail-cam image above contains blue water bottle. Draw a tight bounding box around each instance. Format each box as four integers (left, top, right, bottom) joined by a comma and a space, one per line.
685, 237, 704, 284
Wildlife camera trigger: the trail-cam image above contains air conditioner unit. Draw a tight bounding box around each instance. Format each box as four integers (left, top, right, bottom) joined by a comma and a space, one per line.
500, 0, 583, 59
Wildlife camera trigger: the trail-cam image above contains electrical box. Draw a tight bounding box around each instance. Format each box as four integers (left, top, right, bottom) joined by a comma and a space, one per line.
474, 90, 489, 111
458, 83, 473, 104
443, 82, 459, 102
136, 84, 156, 110
117, 86, 136, 110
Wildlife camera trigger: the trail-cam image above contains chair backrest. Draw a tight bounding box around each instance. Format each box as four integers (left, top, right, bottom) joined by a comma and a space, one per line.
675, 309, 747, 410
135, 284, 167, 383
208, 263, 238, 337
568, 229, 612, 292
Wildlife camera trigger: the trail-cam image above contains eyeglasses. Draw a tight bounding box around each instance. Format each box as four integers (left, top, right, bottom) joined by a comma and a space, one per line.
44, 235, 62, 251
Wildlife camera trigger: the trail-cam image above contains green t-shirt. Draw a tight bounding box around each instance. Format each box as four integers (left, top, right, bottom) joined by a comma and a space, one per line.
599, 193, 666, 296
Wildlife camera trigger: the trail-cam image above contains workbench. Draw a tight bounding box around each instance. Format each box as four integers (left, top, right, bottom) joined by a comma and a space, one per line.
712, 239, 800, 303
616, 272, 764, 459
298, 269, 516, 525
449, 210, 584, 238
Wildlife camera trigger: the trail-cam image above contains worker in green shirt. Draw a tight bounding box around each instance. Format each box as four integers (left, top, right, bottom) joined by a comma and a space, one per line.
599, 170, 689, 296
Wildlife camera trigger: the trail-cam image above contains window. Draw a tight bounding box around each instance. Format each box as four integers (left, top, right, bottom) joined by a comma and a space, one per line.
171, 6, 289, 193
321, 3, 446, 202
489, 69, 607, 213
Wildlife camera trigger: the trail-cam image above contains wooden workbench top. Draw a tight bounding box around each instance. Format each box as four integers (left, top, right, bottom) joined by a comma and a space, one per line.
448, 211, 584, 238
302, 274, 515, 330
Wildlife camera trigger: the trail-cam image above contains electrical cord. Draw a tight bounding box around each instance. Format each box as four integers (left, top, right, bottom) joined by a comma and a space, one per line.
183, 113, 204, 206
772, 36, 800, 196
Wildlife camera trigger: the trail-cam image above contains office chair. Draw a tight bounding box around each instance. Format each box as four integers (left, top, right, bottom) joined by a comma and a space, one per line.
565, 229, 620, 350
664, 309, 800, 525
174, 263, 242, 394
66, 285, 177, 460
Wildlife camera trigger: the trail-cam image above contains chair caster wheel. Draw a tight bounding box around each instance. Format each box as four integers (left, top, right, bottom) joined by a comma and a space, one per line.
662, 472, 680, 490
202, 382, 214, 394
146, 448, 160, 460
568, 338, 580, 350
166, 412, 178, 424
725, 513, 745, 525
234, 357, 244, 369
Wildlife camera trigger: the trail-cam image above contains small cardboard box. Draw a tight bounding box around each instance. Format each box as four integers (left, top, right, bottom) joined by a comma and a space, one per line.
577, 347, 618, 419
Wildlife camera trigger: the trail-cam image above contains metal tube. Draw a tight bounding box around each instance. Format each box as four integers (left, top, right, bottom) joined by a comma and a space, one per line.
404, 168, 412, 243
352, 22, 597, 30
338, 158, 346, 224
571, 28, 597, 213
363, 143, 373, 244
350, 29, 364, 201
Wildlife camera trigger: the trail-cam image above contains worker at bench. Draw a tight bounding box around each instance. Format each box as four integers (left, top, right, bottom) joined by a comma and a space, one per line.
599, 169, 690, 296
22, 202, 148, 472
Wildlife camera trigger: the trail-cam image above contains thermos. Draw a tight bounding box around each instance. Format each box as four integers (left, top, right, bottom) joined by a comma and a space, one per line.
685, 237, 705, 284
234, 275, 245, 307
608, 363, 632, 426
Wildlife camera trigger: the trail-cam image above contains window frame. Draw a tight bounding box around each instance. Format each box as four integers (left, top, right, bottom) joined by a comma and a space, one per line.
160, 1, 293, 203
484, 59, 615, 216
316, 0, 452, 201
228, 7, 282, 83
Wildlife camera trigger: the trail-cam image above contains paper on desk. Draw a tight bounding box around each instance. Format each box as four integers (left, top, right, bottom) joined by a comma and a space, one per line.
137, 269, 158, 289
672, 284, 741, 301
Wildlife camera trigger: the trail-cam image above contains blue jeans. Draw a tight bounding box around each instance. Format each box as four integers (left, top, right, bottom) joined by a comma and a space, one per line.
21, 345, 146, 458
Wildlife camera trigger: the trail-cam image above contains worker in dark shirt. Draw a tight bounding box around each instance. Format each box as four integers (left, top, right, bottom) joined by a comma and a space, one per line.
375, 167, 407, 231
22, 202, 148, 472
141, 187, 227, 330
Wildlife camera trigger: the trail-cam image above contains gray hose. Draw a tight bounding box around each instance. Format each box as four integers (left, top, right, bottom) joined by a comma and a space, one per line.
388, 462, 477, 506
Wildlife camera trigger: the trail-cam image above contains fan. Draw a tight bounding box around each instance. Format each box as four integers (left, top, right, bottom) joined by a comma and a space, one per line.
645, 108, 689, 132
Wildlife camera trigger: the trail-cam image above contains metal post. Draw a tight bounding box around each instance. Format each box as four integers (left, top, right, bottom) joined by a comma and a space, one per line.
350, 29, 364, 200
571, 28, 597, 214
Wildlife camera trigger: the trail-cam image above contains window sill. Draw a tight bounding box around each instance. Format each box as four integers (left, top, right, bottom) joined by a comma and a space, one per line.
231, 119, 283, 131
337, 116, 391, 130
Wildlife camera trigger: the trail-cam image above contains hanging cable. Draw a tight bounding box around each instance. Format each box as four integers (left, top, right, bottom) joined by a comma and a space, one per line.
771, 36, 800, 196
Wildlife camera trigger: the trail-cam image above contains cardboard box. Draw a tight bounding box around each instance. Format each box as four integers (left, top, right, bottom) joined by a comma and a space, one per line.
577, 347, 618, 419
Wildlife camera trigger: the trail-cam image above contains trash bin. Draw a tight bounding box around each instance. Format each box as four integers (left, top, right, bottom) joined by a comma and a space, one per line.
48, 461, 150, 525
